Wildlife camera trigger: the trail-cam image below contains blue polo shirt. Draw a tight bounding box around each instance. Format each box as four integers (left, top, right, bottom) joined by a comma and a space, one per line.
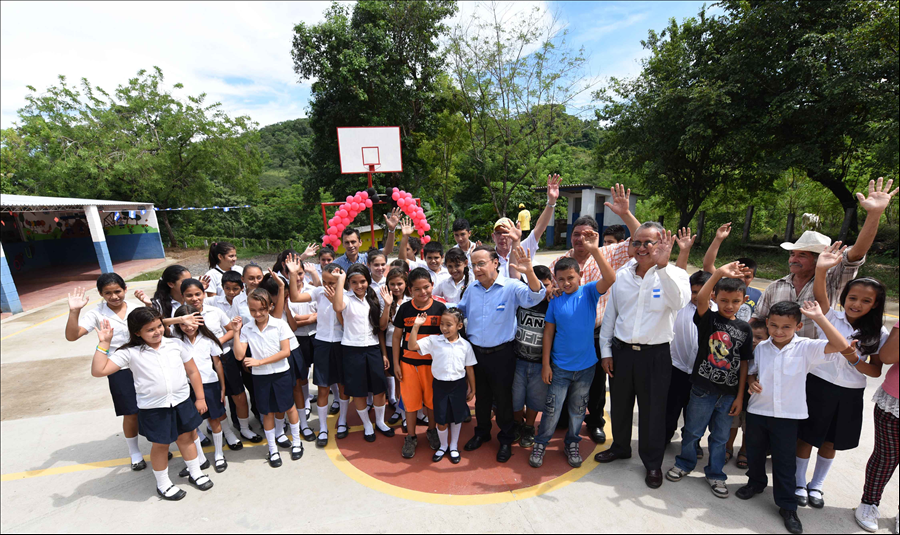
333, 251, 368, 271
545, 283, 603, 371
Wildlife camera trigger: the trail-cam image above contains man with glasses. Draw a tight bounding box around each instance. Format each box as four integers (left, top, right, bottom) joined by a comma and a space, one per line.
596, 222, 690, 490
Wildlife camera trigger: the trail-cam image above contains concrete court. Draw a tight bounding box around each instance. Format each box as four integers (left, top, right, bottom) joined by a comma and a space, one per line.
1, 261, 898, 534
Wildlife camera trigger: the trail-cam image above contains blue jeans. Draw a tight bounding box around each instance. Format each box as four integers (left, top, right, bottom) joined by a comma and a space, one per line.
675, 385, 736, 481
534, 363, 596, 446
512, 360, 549, 413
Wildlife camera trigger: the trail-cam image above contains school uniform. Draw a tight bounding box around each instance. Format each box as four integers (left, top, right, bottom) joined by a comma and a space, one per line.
309, 286, 344, 387
746, 335, 848, 511
370, 276, 386, 294
340, 290, 387, 397
200, 306, 243, 398
205, 264, 243, 297
288, 283, 317, 374
417, 335, 477, 425
207, 293, 258, 421
433, 276, 468, 305
79, 301, 140, 416
180, 335, 226, 420
451, 241, 477, 267
799, 309, 890, 451
408, 259, 451, 287
279, 308, 305, 383
239, 317, 296, 415
109, 338, 202, 444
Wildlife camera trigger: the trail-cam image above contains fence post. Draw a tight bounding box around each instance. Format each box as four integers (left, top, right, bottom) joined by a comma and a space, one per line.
838, 206, 855, 242
696, 211, 706, 247
242, 238, 246, 248
657, 215, 665, 225
785, 213, 796, 242
742, 205, 754, 244
204, 239, 209, 247
183, 241, 188, 249
266, 239, 270, 251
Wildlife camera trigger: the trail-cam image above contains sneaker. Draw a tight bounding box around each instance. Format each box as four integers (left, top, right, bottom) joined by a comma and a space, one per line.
666, 466, 689, 482
513, 422, 523, 444
708, 479, 728, 499
519, 425, 536, 448
425, 428, 441, 451
401, 435, 418, 459
855, 503, 879, 533
565, 442, 582, 468
529, 443, 546, 468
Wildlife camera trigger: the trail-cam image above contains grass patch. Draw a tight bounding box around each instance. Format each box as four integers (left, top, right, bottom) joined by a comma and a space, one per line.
128, 268, 165, 282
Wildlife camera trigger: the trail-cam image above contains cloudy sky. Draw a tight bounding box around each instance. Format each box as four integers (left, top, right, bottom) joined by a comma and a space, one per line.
1, 1, 715, 130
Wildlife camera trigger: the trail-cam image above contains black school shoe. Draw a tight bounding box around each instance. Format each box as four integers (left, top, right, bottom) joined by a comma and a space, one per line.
377, 425, 396, 438
316, 432, 329, 448
178, 459, 210, 477
275, 434, 292, 449
807, 489, 824, 509
364, 433, 376, 443
336, 424, 350, 440
796, 487, 809, 507
189, 474, 214, 491
780, 508, 803, 534
167, 451, 173, 460
328, 402, 341, 415
291, 444, 304, 460
156, 485, 186, 501
736, 484, 765, 500
388, 412, 403, 425
300, 427, 316, 442
267, 452, 283, 468
131, 459, 147, 471
200, 436, 212, 448
214, 458, 228, 473
226, 439, 244, 451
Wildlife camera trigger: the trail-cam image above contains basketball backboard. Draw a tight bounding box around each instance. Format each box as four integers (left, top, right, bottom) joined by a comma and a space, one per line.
337, 127, 403, 174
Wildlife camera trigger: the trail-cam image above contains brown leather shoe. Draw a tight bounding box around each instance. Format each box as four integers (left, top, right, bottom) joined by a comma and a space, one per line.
646, 469, 663, 489
594, 449, 631, 463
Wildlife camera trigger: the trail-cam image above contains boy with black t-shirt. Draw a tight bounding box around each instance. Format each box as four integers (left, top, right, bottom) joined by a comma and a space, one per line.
512, 265, 553, 448
666, 262, 754, 499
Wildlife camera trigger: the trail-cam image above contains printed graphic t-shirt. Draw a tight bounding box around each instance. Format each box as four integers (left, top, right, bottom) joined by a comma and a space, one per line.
691, 309, 753, 397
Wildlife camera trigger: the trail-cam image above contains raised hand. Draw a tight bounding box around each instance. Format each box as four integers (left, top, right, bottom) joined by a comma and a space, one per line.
650, 229, 675, 268
134, 289, 152, 306
182, 312, 204, 329
717, 260, 754, 280
857, 177, 898, 214
199, 275, 211, 290
603, 183, 631, 218
512, 245, 533, 271
675, 227, 696, 251
302, 243, 319, 259
384, 207, 403, 231
582, 228, 601, 252
497, 221, 522, 243
231, 317, 242, 332
800, 300, 824, 320
323, 284, 336, 301
715, 222, 732, 242
413, 312, 428, 327
400, 217, 414, 236
97, 319, 114, 344
547, 174, 561, 205
68, 287, 89, 311
817, 241, 847, 271
284, 253, 302, 275
379, 285, 393, 307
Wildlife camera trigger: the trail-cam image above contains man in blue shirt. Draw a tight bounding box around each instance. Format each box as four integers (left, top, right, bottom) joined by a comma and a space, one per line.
333, 228, 368, 270
457, 245, 546, 462
528, 230, 617, 469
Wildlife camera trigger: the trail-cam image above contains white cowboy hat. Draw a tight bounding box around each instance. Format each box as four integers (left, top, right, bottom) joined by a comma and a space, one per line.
780, 230, 831, 254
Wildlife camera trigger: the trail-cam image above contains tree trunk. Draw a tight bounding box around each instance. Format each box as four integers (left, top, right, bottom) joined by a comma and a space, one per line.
160, 212, 178, 248
807, 170, 859, 235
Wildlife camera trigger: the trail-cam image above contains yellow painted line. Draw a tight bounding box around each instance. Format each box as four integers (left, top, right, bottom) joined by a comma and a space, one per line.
1, 299, 103, 341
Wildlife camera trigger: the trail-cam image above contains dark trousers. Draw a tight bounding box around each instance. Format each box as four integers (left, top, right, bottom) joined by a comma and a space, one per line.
583, 337, 608, 431
472, 343, 517, 446
665, 367, 693, 444
608, 341, 672, 471
746, 412, 799, 511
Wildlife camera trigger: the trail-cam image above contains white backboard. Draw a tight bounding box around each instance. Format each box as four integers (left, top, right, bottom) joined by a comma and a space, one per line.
337, 127, 403, 174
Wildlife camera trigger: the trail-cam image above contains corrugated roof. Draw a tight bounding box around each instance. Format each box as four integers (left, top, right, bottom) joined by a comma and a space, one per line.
0, 194, 153, 212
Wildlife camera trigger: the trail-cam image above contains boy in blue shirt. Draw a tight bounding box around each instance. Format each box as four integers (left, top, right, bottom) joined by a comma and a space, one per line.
529, 229, 617, 469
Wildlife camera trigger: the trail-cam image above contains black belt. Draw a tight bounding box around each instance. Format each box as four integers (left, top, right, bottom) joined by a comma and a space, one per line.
474, 341, 513, 355
612, 338, 668, 352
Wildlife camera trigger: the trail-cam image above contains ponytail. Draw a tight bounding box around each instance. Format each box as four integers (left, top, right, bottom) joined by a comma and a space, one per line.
208, 241, 236, 269
173, 304, 223, 350
152, 265, 189, 318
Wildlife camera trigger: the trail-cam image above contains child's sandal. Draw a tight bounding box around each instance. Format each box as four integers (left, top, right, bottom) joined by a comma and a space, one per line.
725, 449, 734, 462
736, 452, 748, 469
156, 484, 186, 501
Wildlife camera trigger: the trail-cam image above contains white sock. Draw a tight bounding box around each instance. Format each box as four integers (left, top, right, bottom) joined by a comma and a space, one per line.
290, 421, 301, 444
301, 383, 310, 410
275, 417, 286, 438
197, 425, 208, 441
238, 417, 256, 440
264, 428, 278, 455
450, 423, 462, 450
297, 405, 309, 430
317, 405, 329, 434
809, 455, 834, 493
338, 399, 350, 427
153, 468, 177, 494
366, 393, 374, 406
417, 409, 425, 420
438, 428, 449, 452
330, 384, 340, 401
796, 456, 810, 492
184, 457, 204, 480
357, 409, 374, 435
374, 404, 390, 431
212, 431, 224, 461
125, 436, 143, 464
386, 377, 396, 403
221, 422, 240, 445
194, 437, 207, 464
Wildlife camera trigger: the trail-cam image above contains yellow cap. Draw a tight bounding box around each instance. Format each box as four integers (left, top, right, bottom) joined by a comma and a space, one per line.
493, 217, 515, 230
519, 203, 525, 209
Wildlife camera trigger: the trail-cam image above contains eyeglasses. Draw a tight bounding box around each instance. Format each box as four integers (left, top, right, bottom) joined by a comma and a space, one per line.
629, 240, 658, 249
472, 261, 492, 269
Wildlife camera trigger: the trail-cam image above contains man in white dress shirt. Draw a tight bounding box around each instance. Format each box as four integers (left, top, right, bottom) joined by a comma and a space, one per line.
596, 222, 690, 490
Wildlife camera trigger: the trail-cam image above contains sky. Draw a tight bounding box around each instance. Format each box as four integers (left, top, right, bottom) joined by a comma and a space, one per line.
0, 1, 717, 130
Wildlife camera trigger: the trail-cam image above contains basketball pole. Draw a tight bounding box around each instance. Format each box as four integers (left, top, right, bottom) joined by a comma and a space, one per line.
368, 164, 376, 248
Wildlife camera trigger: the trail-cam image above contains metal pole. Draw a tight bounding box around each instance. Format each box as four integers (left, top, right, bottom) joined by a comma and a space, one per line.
368, 165, 376, 248
742, 205, 754, 244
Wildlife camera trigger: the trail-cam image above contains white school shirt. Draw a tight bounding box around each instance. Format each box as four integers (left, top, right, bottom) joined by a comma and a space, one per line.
78, 301, 137, 366
670, 301, 718, 374
307, 286, 343, 343
433, 276, 468, 305
178, 335, 223, 384
238, 316, 294, 376
287, 282, 317, 337
451, 241, 477, 266
600, 260, 691, 360
407, 259, 451, 287
748, 335, 840, 419
385, 296, 411, 346
370, 276, 386, 294
498, 231, 539, 279
200, 306, 232, 351
204, 264, 244, 297
278, 308, 300, 350
109, 337, 193, 409
416, 334, 477, 382
810, 309, 890, 389
340, 290, 384, 347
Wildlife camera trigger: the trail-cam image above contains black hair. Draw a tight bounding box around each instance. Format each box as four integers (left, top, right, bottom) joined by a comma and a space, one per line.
318, 246, 336, 260
152, 265, 189, 318
602, 224, 627, 242
423, 241, 444, 257
120, 307, 170, 349
173, 304, 223, 350
322, 263, 343, 275
367, 248, 387, 264
452, 218, 470, 232
389, 258, 409, 275
258, 274, 281, 299
736, 257, 758, 276
408, 267, 433, 287
443, 247, 470, 299
749, 318, 768, 331
572, 215, 599, 232
407, 236, 422, 256
222, 271, 243, 288
841, 277, 887, 355
341, 227, 360, 240
344, 264, 382, 337
554, 257, 581, 275
272, 249, 299, 276
442, 307, 465, 325
534, 265, 552, 282
208, 241, 236, 269
243, 263, 264, 276
180, 278, 206, 297
713, 277, 747, 296
96, 272, 126, 293
689, 270, 712, 288
247, 288, 273, 310
386, 267, 410, 319
768, 301, 802, 323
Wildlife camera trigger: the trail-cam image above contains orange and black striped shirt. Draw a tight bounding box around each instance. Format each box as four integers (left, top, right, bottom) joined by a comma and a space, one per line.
393, 299, 447, 366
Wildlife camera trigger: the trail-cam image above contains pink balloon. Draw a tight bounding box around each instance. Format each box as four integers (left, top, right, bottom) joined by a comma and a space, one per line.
327, 227, 336, 235
391, 192, 400, 201
365, 199, 373, 208
398, 198, 407, 207
346, 196, 354, 203
340, 217, 349, 225
423, 223, 431, 232
392, 187, 399, 193
353, 202, 361, 211
354, 195, 362, 203
337, 209, 347, 218
422, 236, 431, 244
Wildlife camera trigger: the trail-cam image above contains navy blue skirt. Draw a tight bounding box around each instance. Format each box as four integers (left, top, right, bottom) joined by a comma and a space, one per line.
108, 368, 139, 416
252, 370, 295, 415
433, 377, 469, 425
287, 345, 307, 383
190, 381, 226, 420
138, 397, 202, 444
297, 335, 315, 370
219, 349, 246, 397
341, 344, 387, 398
312, 339, 343, 387
799, 373, 864, 451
